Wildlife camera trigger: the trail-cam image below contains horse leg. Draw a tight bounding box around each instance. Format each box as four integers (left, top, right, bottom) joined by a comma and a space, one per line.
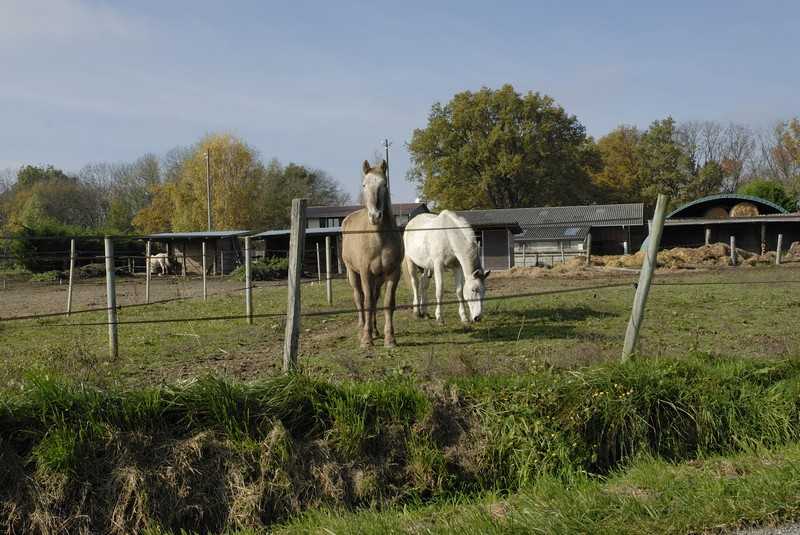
433, 262, 445, 324
383, 272, 399, 347
360, 274, 374, 348
406, 257, 422, 318
419, 267, 430, 318
348, 269, 365, 328
454, 269, 470, 324
371, 277, 380, 339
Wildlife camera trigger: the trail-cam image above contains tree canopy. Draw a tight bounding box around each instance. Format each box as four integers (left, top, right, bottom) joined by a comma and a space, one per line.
407, 85, 600, 210
738, 179, 797, 212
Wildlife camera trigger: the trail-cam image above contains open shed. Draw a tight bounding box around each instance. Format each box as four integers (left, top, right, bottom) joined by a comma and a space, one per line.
146, 230, 251, 275
661, 194, 798, 254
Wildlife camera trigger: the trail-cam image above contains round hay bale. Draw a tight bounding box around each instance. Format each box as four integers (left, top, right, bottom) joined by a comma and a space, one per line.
703, 206, 729, 219
730, 202, 759, 217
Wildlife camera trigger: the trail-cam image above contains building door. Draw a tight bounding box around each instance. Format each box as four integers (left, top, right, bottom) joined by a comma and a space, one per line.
481, 230, 511, 270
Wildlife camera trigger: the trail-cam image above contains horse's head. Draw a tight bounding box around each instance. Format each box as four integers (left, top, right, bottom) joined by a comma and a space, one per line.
464, 268, 491, 322
361, 159, 388, 225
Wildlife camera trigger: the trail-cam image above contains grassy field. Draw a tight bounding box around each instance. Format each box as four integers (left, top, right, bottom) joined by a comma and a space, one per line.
1, 263, 800, 391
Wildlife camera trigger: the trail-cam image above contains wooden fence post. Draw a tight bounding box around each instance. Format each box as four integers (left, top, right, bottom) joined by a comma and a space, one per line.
284, 199, 307, 373
325, 235, 332, 305
245, 237, 253, 324
622, 194, 668, 362
585, 233, 592, 263
705, 227, 711, 246
104, 238, 119, 359
560, 241, 565, 263
777, 234, 784, 265
730, 236, 737, 265
66, 238, 76, 316
220, 249, 225, 276
522, 242, 527, 267
181, 242, 187, 277
145, 240, 151, 304
202, 241, 208, 300
623, 240, 629, 255
316, 242, 322, 282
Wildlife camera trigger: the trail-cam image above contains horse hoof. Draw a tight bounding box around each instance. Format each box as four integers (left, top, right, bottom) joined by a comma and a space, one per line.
384, 338, 397, 348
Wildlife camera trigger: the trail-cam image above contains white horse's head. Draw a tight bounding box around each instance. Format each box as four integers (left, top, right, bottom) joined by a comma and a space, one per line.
464, 268, 491, 322
361, 159, 388, 226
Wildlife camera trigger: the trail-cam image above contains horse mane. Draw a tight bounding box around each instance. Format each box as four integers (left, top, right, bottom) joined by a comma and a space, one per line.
438, 210, 480, 270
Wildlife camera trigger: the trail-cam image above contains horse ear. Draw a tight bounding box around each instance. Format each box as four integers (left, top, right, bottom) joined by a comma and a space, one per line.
483, 270, 491, 279
380, 159, 388, 174
362, 160, 371, 175
472, 269, 481, 279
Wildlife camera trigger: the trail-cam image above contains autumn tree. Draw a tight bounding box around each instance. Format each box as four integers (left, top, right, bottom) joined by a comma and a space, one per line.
636, 117, 696, 207
590, 125, 643, 203
738, 179, 796, 212
407, 85, 600, 210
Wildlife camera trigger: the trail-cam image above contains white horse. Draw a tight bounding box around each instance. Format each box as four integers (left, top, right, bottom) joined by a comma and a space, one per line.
148, 252, 172, 276
404, 211, 490, 324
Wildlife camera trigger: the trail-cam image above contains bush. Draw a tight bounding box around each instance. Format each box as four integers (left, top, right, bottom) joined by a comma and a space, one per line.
29, 270, 64, 282
231, 256, 289, 281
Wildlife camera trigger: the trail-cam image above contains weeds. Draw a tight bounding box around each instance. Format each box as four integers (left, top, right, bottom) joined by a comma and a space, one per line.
3, 355, 800, 532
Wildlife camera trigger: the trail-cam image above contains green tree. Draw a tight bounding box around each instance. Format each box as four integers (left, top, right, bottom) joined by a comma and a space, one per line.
637, 117, 696, 207
407, 84, 600, 210
685, 160, 725, 200
738, 179, 797, 212
591, 125, 643, 203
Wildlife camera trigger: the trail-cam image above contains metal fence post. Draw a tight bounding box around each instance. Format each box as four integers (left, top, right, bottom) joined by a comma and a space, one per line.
325, 235, 333, 305
284, 199, 307, 372
316, 242, 322, 282
145, 240, 151, 304
245, 237, 253, 324
622, 194, 668, 362
202, 241, 208, 301
104, 238, 119, 359
66, 238, 76, 316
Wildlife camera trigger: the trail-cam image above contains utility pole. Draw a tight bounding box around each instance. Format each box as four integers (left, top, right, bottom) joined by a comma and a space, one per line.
205, 149, 213, 231
382, 138, 391, 194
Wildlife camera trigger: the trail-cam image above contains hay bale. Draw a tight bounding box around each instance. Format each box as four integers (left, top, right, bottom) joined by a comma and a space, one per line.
703, 206, 729, 219
789, 241, 800, 256
730, 202, 759, 217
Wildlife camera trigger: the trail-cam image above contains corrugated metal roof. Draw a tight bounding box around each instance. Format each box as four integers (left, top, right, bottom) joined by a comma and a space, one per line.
307, 203, 427, 218
458, 203, 644, 228
667, 194, 789, 218
519, 225, 590, 242
251, 227, 343, 238
147, 230, 251, 239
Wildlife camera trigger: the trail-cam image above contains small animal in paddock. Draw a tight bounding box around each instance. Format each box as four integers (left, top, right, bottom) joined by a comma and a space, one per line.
404, 210, 490, 324
148, 252, 172, 276
341, 159, 404, 348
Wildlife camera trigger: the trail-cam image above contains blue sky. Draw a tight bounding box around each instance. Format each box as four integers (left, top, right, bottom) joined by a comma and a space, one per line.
1, 0, 797, 202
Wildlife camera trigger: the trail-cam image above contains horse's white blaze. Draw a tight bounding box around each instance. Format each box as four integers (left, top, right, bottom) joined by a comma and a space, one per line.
404, 211, 489, 324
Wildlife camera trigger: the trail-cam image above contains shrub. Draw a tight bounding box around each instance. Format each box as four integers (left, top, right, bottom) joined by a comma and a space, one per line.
29, 270, 64, 282
231, 256, 289, 281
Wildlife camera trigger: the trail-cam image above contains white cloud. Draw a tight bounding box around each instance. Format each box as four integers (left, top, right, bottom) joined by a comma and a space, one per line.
0, 0, 143, 44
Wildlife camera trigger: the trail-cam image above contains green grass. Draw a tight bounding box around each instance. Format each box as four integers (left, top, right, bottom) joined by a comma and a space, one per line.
4, 355, 800, 532
2, 264, 800, 392
276, 443, 800, 534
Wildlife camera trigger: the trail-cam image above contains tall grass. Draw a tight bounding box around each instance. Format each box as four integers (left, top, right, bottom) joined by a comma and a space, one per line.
3, 355, 800, 532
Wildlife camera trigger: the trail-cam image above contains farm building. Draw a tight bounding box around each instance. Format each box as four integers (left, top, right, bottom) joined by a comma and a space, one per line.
252, 203, 430, 277
452, 211, 524, 271
458, 203, 645, 267
146, 230, 251, 275
660, 194, 800, 254
306, 202, 429, 229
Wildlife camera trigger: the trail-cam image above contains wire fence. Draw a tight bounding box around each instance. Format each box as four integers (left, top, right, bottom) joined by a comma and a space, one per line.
0, 206, 795, 367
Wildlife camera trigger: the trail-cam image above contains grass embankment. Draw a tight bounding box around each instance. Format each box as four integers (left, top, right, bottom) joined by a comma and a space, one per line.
278, 443, 800, 534
3, 354, 800, 533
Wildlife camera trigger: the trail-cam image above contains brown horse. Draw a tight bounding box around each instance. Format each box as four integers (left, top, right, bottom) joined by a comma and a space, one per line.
341, 160, 404, 348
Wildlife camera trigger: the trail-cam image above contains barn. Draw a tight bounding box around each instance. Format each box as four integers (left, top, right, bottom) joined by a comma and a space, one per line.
146, 230, 251, 275
661, 194, 800, 254
458, 203, 645, 267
